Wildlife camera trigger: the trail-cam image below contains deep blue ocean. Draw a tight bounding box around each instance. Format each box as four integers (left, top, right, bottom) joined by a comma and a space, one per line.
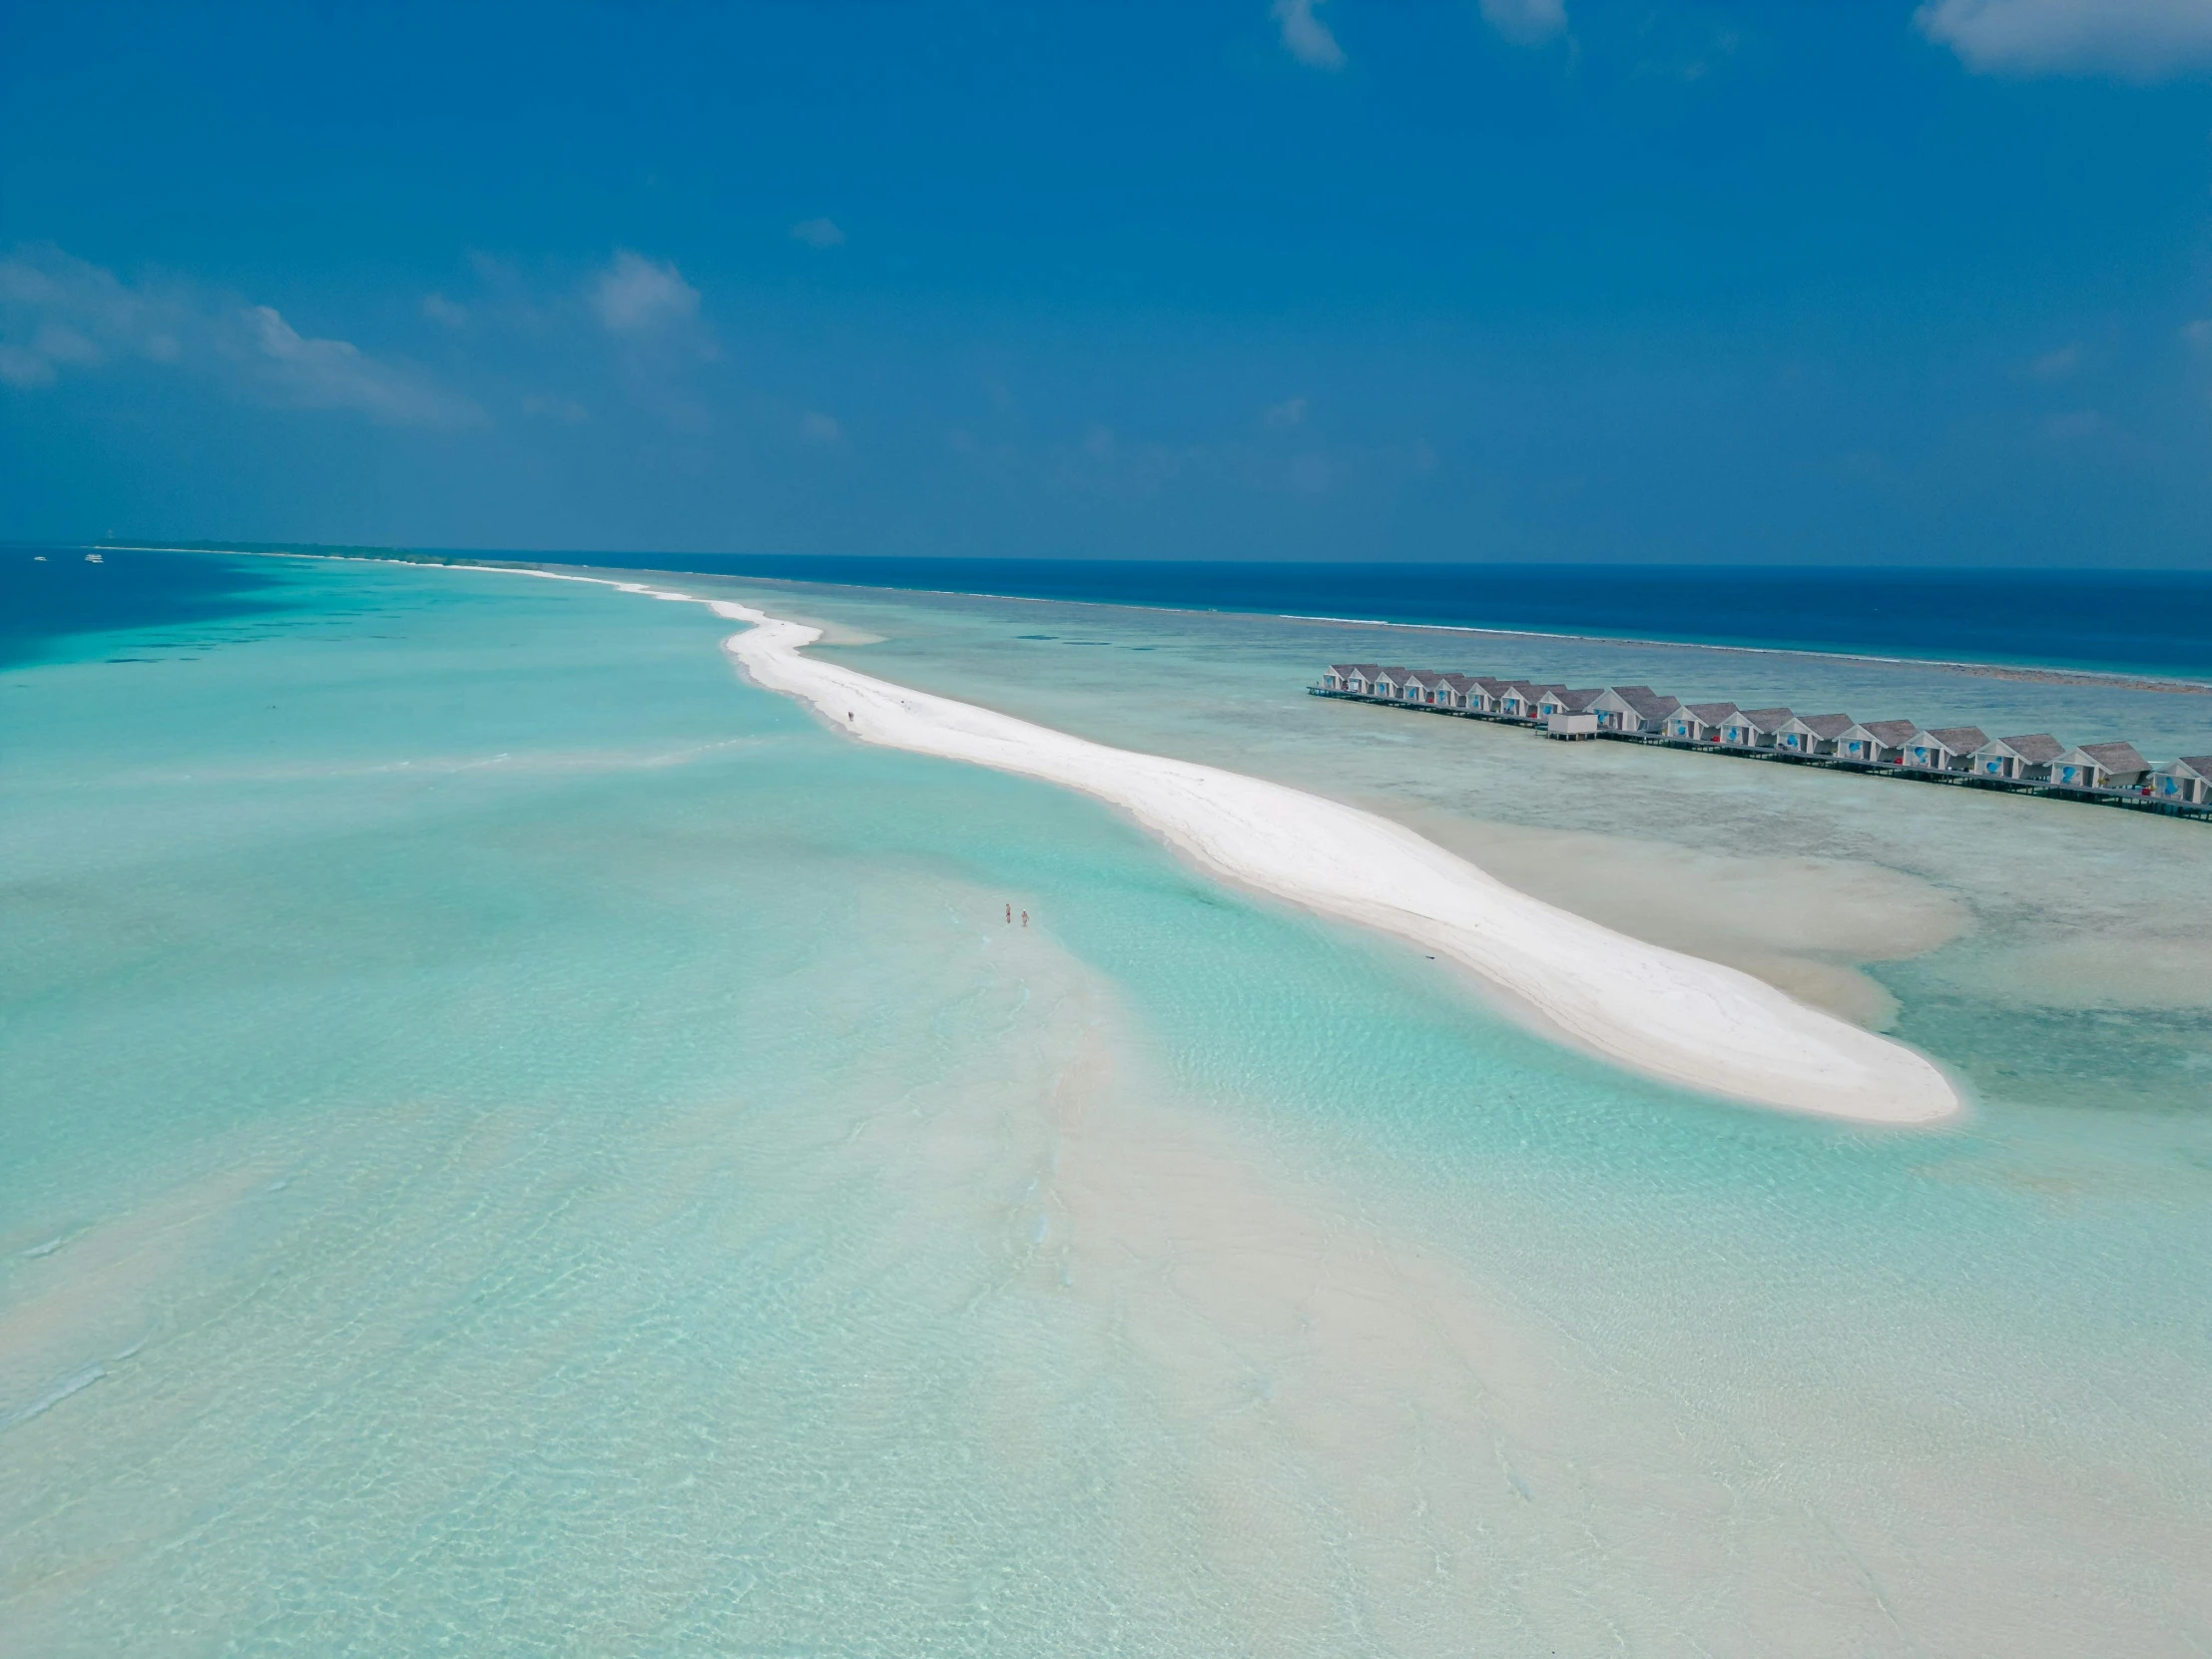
13, 546, 2212, 678
2, 546, 288, 669
527, 554, 2212, 679
576, 556, 2212, 678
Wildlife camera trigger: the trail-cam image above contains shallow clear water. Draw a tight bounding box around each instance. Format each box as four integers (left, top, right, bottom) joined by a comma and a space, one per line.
3, 555, 2208, 1654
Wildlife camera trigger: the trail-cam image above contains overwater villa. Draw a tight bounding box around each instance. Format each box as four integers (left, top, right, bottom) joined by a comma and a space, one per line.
1902, 726, 1989, 773
1537, 688, 1606, 721
1668, 702, 1740, 743
1776, 713, 1855, 756
1461, 675, 1509, 714
2154, 756, 2212, 805
1721, 708, 1794, 749
1591, 686, 1680, 735
1498, 682, 1559, 721
1972, 733, 2063, 783
1836, 720, 1918, 765
1309, 663, 2206, 820
2052, 742, 2150, 791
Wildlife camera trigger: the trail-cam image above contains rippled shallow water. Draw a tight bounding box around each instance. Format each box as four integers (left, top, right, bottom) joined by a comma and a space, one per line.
2, 555, 2208, 1655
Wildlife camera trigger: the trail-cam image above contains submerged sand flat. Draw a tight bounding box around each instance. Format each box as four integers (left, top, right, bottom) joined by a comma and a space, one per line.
15, 551, 2205, 1656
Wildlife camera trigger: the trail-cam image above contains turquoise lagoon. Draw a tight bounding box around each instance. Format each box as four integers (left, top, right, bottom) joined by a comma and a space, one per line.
2, 553, 2208, 1655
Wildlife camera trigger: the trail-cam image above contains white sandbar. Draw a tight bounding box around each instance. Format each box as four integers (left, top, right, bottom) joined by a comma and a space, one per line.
699, 597, 1958, 1125
455, 565, 1958, 1123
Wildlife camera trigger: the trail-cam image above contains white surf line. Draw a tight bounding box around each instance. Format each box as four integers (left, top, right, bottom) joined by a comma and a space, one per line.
332, 559, 1963, 1125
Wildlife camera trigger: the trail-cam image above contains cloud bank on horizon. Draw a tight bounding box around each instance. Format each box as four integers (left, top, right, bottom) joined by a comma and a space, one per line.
3, 1, 2209, 565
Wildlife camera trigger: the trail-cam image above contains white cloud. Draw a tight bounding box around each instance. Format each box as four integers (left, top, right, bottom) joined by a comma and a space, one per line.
1917, 0, 2212, 79
1480, 0, 1568, 47
791, 218, 846, 249
591, 250, 701, 334
1264, 395, 1309, 426
0, 321, 98, 387
0, 245, 181, 385
0, 243, 474, 424
583, 252, 715, 428
422, 291, 468, 327
239, 305, 478, 424
1273, 0, 1346, 69
2029, 343, 2080, 378
800, 410, 842, 443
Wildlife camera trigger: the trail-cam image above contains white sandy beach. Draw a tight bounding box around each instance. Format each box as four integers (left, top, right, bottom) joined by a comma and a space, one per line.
476, 567, 1961, 1123
709, 600, 1957, 1122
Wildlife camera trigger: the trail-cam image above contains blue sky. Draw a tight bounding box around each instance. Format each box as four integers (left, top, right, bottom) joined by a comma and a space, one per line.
5, 1, 2212, 565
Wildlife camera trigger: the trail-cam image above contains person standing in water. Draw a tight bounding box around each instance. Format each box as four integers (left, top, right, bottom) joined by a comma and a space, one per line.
1020, 910, 1028, 928
1005, 903, 1012, 924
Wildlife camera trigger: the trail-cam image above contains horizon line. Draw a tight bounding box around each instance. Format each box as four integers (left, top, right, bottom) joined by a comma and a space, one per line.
37, 539, 2212, 576
86, 542, 2212, 696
